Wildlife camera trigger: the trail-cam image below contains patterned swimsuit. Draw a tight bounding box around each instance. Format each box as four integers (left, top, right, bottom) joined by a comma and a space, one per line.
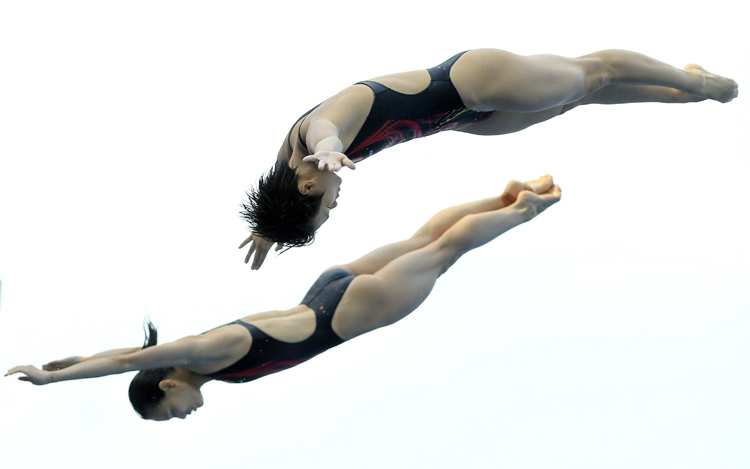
287, 51, 494, 162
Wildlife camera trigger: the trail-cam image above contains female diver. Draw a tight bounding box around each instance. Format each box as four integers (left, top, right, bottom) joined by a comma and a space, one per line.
7, 175, 560, 421
240, 48, 737, 269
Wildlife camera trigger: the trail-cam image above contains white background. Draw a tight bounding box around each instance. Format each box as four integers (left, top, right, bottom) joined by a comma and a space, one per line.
1, 1, 747, 468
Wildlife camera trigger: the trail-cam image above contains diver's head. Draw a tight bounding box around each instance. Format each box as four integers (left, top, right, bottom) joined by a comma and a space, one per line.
129, 367, 204, 421
127, 320, 204, 421
241, 161, 341, 247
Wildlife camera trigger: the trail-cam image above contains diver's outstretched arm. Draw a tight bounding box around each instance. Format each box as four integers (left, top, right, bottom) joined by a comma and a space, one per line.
6, 357, 131, 385
42, 347, 143, 371
302, 119, 354, 172
5, 335, 223, 385
335, 176, 553, 276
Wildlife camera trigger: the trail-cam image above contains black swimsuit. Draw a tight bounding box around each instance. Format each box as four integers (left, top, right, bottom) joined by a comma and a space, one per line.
287, 51, 494, 163
207, 269, 355, 383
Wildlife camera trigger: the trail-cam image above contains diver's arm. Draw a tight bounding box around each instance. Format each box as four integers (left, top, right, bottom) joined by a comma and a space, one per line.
6, 357, 130, 385
47, 356, 129, 383
6, 336, 209, 385
42, 347, 142, 371
305, 119, 343, 154
302, 119, 354, 172
90, 347, 142, 359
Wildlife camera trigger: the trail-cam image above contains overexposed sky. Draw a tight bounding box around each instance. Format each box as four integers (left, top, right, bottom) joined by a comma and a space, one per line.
1, 1, 747, 468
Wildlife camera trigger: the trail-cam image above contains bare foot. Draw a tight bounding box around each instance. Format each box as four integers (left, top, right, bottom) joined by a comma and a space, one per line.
516, 184, 562, 217
502, 175, 554, 204
524, 174, 554, 194
685, 64, 739, 103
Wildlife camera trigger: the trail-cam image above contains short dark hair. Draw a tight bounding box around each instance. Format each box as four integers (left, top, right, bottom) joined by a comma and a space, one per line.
128, 319, 174, 419
240, 162, 324, 248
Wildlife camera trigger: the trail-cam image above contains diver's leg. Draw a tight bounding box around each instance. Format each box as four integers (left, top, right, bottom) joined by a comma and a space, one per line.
334, 184, 560, 339
335, 177, 551, 276
451, 49, 737, 112
456, 82, 709, 137
581, 51, 736, 101
577, 82, 707, 105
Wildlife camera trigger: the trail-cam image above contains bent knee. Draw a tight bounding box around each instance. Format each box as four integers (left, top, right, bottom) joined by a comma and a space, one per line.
575, 57, 611, 93
579, 51, 631, 84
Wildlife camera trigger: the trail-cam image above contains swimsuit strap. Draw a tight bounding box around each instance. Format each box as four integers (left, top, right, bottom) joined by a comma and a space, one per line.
288, 51, 468, 154
355, 51, 468, 97
428, 51, 469, 81
298, 116, 309, 152
231, 319, 269, 339
354, 80, 389, 94
301, 269, 356, 329
287, 104, 321, 152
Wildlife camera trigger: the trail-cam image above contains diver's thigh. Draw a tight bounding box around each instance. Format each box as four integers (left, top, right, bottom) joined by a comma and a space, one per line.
452, 49, 594, 112
455, 106, 566, 136
332, 244, 452, 339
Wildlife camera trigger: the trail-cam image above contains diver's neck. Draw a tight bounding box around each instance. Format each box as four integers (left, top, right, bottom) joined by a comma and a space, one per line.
174, 366, 212, 388
289, 155, 321, 175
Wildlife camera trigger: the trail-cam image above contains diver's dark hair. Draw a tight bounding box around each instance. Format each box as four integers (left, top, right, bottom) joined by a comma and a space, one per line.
240, 162, 324, 248
128, 318, 174, 419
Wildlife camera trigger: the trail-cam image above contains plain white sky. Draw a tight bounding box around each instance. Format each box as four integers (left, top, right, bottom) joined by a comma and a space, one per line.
1, 1, 747, 468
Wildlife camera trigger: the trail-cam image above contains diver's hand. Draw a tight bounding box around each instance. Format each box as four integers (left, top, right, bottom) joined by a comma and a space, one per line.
239, 233, 282, 270
42, 356, 83, 371
5, 365, 52, 385
302, 151, 355, 172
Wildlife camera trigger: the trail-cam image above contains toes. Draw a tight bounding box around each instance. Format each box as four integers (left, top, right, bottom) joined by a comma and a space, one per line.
525, 175, 553, 193
539, 174, 553, 189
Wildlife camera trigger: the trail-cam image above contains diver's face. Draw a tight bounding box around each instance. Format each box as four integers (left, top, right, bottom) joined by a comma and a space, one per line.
149, 381, 204, 421
309, 171, 342, 231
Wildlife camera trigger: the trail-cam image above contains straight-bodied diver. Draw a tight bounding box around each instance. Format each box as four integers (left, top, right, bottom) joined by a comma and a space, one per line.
7, 175, 560, 421
240, 48, 737, 268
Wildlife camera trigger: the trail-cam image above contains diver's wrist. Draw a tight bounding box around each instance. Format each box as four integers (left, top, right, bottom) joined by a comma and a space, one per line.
314, 136, 343, 154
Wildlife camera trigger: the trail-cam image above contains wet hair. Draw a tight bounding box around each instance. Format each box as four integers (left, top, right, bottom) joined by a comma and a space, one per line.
240, 162, 325, 248
128, 318, 174, 419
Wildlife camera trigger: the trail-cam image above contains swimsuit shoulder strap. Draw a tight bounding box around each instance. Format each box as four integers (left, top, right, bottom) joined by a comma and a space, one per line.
355, 80, 389, 94
428, 51, 470, 81
287, 104, 322, 152
231, 319, 269, 340
298, 115, 309, 152
301, 269, 356, 328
